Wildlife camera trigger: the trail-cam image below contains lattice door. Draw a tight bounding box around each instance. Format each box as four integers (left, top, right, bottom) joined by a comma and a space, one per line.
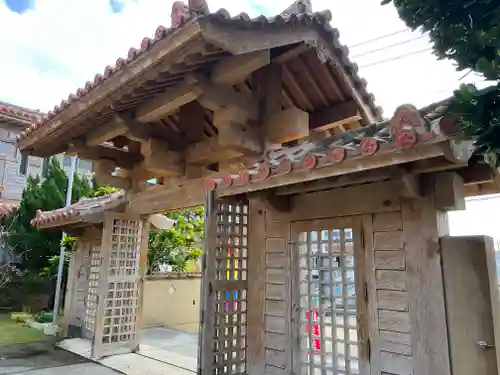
93, 214, 144, 358
291, 217, 364, 375
83, 244, 101, 340
201, 197, 249, 375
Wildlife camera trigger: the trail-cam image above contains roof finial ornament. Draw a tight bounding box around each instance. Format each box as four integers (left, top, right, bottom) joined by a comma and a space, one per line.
281, 0, 312, 17
171, 1, 190, 29
188, 0, 209, 16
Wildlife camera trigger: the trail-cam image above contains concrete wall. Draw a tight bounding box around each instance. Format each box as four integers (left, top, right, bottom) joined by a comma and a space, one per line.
142, 275, 201, 333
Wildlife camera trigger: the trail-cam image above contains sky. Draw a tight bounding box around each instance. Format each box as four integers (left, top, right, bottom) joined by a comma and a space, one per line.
1, 0, 499, 240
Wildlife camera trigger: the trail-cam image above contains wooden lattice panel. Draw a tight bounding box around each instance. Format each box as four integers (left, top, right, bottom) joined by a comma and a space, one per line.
84, 245, 101, 333
205, 199, 249, 375
295, 223, 360, 375
102, 218, 142, 345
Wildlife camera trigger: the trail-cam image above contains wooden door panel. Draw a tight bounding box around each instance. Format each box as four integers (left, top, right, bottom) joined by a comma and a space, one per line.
200, 197, 249, 375
441, 236, 500, 375
92, 213, 143, 358
290, 216, 369, 375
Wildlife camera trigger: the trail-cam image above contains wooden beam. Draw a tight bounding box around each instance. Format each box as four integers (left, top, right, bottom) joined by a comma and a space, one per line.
112, 115, 152, 144
217, 121, 263, 156
263, 106, 309, 144
200, 21, 318, 55
434, 172, 466, 211
197, 81, 259, 120
211, 50, 270, 86
95, 172, 131, 190
255, 64, 283, 121
186, 137, 241, 164
135, 83, 203, 123
141, 138, 184, 176
275, 168, 393, 195
179, 101, 205, 142
94, 159, 117, 175
69, 143, 139, 170
464, 181, 498, 197
310, 101, 361, 131
86, 116, 128, 146
272, 43, 310, 64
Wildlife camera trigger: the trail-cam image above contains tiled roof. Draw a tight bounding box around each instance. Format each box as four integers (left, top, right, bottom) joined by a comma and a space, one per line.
203, 102, 466, 192
18, 4, 380, 142
31, 190, 126, 228
0, 102, 43, 125
0, 202, 19, 218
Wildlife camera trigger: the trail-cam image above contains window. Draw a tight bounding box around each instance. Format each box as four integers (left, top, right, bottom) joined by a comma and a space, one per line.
78, 159, 93, 171
63, 155, 72, 167
0, 140, 16, 157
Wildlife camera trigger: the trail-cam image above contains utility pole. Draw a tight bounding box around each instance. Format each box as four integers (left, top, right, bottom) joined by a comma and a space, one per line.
52, 156, 78, 325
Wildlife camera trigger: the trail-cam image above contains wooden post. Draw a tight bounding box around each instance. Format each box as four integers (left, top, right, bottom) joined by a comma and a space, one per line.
247, 197, 267, 375
401, 175, 451, 375
133, 217, 151, 352
199, 190, 216, 375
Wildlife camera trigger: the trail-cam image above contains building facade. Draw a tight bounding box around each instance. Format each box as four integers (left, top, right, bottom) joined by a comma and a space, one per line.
0, 102, 93, 204
0, 102, 93, 263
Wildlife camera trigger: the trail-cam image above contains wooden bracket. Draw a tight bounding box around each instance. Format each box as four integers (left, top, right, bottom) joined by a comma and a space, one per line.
434, 172, 466, 211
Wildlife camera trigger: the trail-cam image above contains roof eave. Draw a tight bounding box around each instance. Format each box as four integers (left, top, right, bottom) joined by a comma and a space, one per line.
18, 19, 204, 153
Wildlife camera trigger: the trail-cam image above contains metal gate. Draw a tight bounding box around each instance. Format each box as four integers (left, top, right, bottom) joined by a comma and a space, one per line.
92, 213, 144, 358
201, 196, 249, 375
291, 217, 363, 375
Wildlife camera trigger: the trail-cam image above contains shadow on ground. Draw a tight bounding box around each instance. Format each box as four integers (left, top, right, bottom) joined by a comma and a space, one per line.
0, 341, 119, 375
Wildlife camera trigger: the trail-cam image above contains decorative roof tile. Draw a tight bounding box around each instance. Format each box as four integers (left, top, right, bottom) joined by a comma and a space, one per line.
0, 202, 19, 219
0, 102, 44, 125
203, 102, 469, 192
31, 190, 126, 228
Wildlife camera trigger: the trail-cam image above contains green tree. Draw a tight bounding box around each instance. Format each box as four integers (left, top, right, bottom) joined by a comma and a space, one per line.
2, 158, 93, 271
382, 0, 500, 163
147, 206, 204, 274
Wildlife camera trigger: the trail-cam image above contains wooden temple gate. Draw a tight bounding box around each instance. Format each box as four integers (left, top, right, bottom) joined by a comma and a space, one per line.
17, 1, 500, 374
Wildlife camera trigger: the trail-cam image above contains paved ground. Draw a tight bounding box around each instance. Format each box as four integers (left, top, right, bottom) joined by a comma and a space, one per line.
0, 327, 199, 375
0, 341, 120, 375
140, 327, 198, 360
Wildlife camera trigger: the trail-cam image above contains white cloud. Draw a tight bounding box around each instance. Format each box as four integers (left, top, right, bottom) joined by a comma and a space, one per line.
0, 0, 491, 115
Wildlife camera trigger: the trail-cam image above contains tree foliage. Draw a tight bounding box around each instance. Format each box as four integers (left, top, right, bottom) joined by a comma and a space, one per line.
382, 0, 500, 163
2, 158, 93, 271
147, 206, 204, 274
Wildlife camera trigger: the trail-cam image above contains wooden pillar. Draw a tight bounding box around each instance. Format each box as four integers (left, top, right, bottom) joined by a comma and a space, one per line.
134, 216, 151, 352
401, 175, 451, 375
62, 244, 80, 337
247, 197, 267, 375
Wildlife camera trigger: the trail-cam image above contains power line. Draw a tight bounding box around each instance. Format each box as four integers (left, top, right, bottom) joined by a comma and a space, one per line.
349, 28, 411, 48
358, 48, 432, 69
350, 35, 427, 59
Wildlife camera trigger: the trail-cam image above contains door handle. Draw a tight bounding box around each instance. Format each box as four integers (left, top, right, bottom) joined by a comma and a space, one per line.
477, 340, 494, 350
